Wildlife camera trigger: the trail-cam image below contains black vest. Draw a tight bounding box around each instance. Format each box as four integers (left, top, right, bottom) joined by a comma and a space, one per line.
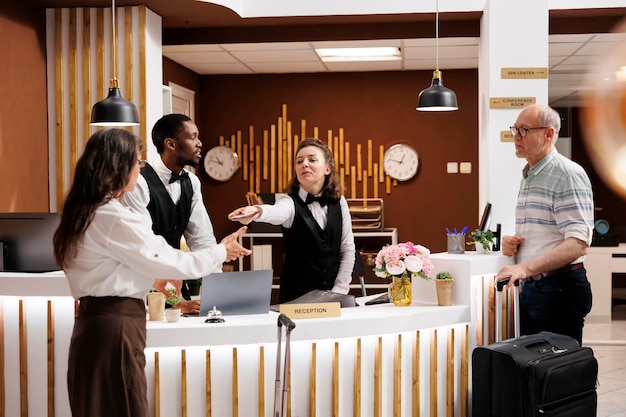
280, 192, 342, 303
141, 164, 192, 249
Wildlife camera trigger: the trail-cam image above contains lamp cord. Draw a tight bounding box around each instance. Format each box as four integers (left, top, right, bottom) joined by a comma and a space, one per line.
435, 0, 439, 71
112, 0, 117, 82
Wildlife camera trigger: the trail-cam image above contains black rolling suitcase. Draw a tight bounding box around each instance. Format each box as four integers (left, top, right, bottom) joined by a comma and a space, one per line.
472, 279, 598, 417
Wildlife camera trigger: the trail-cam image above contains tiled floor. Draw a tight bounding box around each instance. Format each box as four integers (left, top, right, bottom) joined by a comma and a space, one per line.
583, 305, 626, 417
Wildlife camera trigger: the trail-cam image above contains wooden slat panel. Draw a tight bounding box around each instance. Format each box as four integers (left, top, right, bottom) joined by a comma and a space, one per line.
124, 7, 132, 101
232, 348, 238, 417
205, 350, 211, 417
430, 329, 437, 417
68, 8, 78, 178
139, 5, 148, 149
412, 331, 420, 417
55, 9, 64, 212
461, 325, 469, 417
82, 9, 91, 136
154, 352, 161, 417
309, 343, 316, 417
47, 301, 55, 417
353, 339, 361, 417
374, 337, 382, 417
393, 334, 401, 417
96, 8, 104, 105
258, 347, 265, 417
446, 328, 454, 417
19, 300, 28, 417
182, 350, 188, 417
488, 276, 496, 344
332, 342, 339, 417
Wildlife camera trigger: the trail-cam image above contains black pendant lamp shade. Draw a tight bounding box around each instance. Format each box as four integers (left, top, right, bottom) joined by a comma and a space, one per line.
416, 70, 458, 111
90, 79, 139, 126
416, 0, 459, 112
90, 0, 139, 127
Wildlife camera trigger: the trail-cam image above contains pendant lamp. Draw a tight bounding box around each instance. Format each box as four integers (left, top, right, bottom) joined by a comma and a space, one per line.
90, 0, 139, 126
416, 0, 458, 111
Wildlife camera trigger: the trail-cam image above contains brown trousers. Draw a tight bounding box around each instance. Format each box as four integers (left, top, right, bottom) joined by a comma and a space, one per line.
68, 296, 148, 417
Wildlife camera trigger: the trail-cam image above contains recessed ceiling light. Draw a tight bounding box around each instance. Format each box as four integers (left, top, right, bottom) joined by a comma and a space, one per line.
316, 47, 401, 62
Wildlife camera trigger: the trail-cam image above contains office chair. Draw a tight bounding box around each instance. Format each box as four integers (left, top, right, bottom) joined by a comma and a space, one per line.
353, 250, 367, 297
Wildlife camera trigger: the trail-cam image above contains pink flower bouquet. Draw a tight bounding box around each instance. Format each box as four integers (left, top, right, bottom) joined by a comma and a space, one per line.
373, 242, 434, 280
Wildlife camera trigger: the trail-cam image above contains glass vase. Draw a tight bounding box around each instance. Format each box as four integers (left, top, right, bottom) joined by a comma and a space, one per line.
388, 274, 412, 306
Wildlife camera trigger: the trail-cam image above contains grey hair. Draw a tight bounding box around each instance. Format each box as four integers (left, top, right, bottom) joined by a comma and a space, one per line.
537, 106, 561, 142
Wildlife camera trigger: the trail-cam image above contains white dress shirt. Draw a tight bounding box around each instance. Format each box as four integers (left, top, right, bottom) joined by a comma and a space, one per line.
64, 199, 226, 300
255, 188, 356, 293
121, 157, 219, 259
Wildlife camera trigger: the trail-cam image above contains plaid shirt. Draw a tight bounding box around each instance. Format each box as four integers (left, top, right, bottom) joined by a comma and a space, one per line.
515, 148, 594, 264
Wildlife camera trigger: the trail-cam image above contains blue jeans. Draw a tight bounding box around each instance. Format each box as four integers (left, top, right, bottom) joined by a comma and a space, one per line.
520, 268, 592, 345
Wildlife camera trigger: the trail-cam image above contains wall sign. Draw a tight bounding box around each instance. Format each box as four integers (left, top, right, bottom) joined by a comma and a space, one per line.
489, 97, 536, 109
500, 131, 514, 142
501, 67, 548, 79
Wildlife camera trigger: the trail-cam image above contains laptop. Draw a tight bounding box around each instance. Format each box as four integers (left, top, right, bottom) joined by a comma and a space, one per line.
199, 270, 273, 316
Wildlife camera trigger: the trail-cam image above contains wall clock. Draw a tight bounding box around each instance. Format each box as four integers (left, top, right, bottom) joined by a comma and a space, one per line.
204, 146, 239, 182
383, 143, 419, 181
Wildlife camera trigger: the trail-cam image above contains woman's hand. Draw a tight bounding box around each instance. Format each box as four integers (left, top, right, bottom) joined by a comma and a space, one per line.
227, 206, 260, 225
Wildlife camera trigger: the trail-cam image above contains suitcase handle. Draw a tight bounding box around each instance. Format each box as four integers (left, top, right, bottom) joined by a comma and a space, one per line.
495, 277, 520, 292
495, 278, 520, 341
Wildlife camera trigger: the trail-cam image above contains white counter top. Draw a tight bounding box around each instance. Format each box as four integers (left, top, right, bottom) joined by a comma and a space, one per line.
146, 301, 470, 347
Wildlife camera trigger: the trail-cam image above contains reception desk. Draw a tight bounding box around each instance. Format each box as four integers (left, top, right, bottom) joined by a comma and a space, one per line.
0, 254, 509, 417
585, 244, 626, 323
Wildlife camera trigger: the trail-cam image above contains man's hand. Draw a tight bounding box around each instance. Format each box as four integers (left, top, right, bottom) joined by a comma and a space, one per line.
502, 235, 525, 256
495, 264, 531, 289
220, 226, 252, 261
173, 299, 200, 314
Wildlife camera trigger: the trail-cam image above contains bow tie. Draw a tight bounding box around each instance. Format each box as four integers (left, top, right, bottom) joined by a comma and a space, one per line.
305, 193, 328, 207
169, 171, 189, 184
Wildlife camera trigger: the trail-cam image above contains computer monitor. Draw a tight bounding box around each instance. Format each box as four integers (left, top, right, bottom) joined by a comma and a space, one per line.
0, 212, 60, 272
479, 203, 492, 232
478, 203, 501, 252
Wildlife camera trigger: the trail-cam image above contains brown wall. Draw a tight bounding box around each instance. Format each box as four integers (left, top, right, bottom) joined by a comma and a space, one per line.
191, 70, 479, 254
0, 1, 49, 212
4, 3, 624, 255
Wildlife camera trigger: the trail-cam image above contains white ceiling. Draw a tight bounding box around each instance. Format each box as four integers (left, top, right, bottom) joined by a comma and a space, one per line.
163, 32, 626, 107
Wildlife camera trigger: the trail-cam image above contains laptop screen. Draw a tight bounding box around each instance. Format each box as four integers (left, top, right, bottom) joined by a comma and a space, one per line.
199, 270, 273, 316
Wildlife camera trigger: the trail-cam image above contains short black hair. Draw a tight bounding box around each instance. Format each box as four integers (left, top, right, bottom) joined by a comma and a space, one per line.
151, 114, 192, 153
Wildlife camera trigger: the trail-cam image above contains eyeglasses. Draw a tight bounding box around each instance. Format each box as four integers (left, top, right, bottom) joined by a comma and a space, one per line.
509, 126, 549, 138
137, 159, 147, 168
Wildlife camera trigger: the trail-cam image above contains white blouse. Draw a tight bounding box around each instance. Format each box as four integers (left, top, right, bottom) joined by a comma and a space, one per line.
64, 199, 226, 300
255, 188, 356, 294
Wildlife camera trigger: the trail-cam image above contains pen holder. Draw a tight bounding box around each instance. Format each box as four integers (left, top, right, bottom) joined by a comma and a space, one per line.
447, 234, 465, 254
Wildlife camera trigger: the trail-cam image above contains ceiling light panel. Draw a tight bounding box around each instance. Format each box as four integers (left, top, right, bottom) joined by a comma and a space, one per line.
316, 47, 401, 62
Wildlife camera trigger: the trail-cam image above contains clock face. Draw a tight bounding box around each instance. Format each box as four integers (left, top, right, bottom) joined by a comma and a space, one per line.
203, 146, 239, 182
383, 143, 419, 181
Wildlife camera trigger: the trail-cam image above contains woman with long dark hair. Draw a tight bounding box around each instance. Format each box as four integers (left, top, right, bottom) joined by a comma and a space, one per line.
54, 128, 250, 417
228, 138, 355, 303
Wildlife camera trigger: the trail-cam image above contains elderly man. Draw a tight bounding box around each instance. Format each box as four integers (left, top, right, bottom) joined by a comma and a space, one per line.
496, 104, 594, 345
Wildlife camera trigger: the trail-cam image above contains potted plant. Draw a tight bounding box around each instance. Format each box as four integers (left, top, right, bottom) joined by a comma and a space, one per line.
434, 272, 454, 306
164, 283, 182, 322
467, 229, 495, 254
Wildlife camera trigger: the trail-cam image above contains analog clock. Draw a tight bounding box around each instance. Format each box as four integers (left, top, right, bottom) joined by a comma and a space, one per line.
383, 143, 419, 181
203, 146, 239, 182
